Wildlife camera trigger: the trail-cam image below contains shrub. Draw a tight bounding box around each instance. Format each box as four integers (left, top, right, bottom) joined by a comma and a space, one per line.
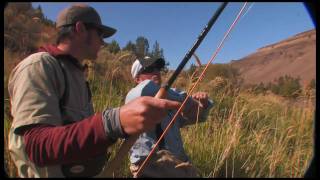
306, 79, 315, 90
270, 75, 302, 98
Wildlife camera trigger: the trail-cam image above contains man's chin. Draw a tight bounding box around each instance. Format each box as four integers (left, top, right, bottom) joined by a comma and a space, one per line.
86, 55, 98, 61
152, 80, 161, 86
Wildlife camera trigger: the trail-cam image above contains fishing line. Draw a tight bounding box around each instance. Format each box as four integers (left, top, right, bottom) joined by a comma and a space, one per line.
134, 2, 248, 177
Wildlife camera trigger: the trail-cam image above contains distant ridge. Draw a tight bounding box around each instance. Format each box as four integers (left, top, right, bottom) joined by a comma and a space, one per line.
230, 29, 316, 87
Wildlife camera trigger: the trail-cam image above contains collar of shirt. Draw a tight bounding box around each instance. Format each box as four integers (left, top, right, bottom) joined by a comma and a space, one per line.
38, 44, 85, 71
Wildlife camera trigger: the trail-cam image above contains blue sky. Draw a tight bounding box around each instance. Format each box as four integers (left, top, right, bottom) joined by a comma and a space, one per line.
32, 2, 315, 70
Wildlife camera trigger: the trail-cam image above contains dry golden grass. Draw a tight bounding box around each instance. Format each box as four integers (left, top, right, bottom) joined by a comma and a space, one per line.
4, 49, 314, 177
181, 91, 314, 178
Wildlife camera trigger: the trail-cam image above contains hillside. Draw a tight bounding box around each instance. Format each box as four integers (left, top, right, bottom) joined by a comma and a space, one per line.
230, 29, 316, 87
4, 3, 316, 89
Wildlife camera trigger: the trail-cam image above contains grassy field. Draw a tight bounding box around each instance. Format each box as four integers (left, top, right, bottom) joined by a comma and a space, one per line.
182, 92, 314, 177
4, 3, 315, 177
4, 71, 315, 178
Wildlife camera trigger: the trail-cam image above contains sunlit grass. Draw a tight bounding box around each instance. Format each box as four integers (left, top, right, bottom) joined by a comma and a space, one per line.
182, 92, 314, 178
4, 68, 314, 178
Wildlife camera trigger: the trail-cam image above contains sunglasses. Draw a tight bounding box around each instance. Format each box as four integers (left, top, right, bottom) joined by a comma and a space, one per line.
140, 65, 165, 74
84, 23, 104, 39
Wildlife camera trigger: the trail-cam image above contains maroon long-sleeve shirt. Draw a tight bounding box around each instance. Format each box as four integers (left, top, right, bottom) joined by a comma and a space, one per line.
19, 45, 114, 167
22, 113, 114, 167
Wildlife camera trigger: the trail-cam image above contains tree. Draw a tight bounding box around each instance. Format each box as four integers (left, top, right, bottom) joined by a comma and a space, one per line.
307, 79, 316, 90
122, 40, 136, 52
270, 75, 302, 98
34, 5, 44, 19
9, 2, 33, 14
253, 82, 266, 95
150, 40, 164, 59
280, 75, 301, 98
270, 83, 279, 94
4, 3, 41, 53
107, 40, 120, 54
205, 64, 239, 83
135, 36, 149, 58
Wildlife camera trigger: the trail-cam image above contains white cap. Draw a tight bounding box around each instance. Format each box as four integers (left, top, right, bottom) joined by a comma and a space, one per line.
131, 56, 165, 79
131, 59, 143, 78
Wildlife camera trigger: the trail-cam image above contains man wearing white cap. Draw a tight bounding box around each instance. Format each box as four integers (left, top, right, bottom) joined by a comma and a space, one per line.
126, 56, 214, 177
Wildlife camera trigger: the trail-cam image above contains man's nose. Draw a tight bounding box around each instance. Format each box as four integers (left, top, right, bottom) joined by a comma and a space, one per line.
100, 41, 106, 49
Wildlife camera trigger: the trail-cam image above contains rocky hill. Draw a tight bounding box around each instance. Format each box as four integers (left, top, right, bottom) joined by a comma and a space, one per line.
230, 29, 316, 87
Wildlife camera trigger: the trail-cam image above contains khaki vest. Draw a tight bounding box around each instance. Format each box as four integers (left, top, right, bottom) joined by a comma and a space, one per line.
8, 52, 94, 177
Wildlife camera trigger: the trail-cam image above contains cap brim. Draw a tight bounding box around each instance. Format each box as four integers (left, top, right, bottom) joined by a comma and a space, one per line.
99, 25, 117, 38
140, 58, 165, 69
154, 58, 165, 69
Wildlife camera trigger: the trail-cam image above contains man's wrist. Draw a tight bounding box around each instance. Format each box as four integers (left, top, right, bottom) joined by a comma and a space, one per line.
102, 107, 128, 141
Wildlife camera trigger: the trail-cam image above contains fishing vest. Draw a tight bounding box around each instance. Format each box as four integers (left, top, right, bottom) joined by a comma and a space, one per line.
8, 52, 108, 177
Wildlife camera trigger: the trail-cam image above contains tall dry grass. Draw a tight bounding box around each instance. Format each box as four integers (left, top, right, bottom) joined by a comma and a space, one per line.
4, 51, 314, 177
181, 91, 314, 178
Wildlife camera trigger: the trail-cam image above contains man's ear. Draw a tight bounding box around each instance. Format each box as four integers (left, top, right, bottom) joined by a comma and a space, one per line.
134, 77, 140, 84
74, 21, 87, 35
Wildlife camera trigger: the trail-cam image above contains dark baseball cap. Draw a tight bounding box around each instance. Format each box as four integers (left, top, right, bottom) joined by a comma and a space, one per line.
56, 4, 116, 38
131, 56, 165, 78
139, 56, 165, 70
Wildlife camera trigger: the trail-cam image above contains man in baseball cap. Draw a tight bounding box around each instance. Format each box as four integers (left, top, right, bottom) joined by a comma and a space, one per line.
126, 56, 214, 177
131, 56, 166, 85
7, 4, 181, 178
56, 4, 116, 38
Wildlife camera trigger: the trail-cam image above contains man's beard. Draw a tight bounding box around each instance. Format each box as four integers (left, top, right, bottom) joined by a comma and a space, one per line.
84, 34, 98, 60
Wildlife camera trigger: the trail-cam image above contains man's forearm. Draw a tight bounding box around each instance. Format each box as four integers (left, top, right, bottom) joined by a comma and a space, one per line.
22, 112, 120, 167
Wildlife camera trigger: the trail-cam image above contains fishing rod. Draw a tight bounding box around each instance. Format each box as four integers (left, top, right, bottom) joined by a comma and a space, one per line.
134, 2, 248, 177
101, 2, 228, 177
